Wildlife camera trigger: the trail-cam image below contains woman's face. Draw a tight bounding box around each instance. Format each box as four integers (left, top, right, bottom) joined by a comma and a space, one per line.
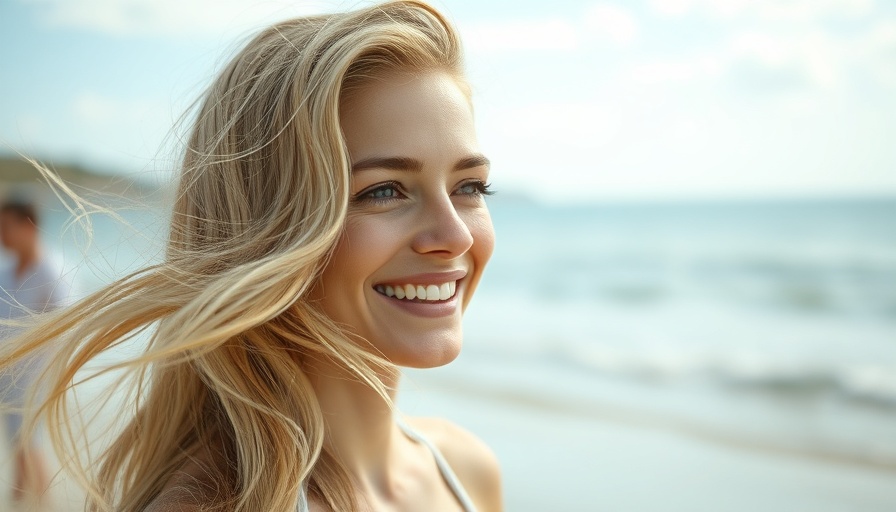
313, 70, 494, 368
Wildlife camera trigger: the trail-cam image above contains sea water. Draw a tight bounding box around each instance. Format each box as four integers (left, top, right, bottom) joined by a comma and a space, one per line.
454, 196, 896, 467
6, 193, 896, 468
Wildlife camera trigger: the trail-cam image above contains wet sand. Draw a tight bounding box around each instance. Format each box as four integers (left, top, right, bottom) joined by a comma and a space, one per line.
400, 372, 896, 512
3, 378, 895, 511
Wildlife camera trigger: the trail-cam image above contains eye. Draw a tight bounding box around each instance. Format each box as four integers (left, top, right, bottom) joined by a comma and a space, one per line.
354, 181, 406, 203
454, 180, 495, 197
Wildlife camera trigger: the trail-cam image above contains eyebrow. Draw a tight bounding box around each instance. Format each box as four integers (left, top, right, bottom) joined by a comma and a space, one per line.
351, 153, 491, 173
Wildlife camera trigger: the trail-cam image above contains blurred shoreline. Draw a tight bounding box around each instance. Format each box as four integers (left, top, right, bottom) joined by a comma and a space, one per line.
405, 368, 896, 512
406, 365, 896, 474
2, 371, 895, 512
0, 154, 151, 194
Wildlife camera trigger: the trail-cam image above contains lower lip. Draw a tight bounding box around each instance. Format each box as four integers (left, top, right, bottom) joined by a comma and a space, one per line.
375, 286, 460, 318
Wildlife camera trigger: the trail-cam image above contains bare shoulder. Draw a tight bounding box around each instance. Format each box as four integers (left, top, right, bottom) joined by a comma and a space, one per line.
406, 416, 503, 512
143, 442, 234, 512
143, 467, 232, 512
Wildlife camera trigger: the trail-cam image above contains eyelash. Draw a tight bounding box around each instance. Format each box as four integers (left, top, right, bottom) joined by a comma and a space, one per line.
457, 180, 495, 197
354, 180, 405, 203
353, 180, 495, 204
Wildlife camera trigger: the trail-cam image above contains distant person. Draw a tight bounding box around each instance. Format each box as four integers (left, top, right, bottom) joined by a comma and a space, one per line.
0, 200, 68, 503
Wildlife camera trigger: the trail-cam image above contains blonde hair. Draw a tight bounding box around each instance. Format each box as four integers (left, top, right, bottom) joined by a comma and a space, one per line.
0, 2, 464, 510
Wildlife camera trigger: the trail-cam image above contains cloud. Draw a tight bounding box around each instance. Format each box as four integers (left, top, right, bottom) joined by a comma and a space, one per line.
622, 25, 862, 92
72, 92, 166, 127
724, 58, 813, 95
628, 55, 723, 85
648, 0, 875, 21
640, 0, 885, 92
858, 21, 896, 86
584, 3, 640, 46
19, 0, 332, 38
484, 101, 623, 151
461, 2, 640, 55
728, 30, 841, 88
462, 18, 580, 53
648, 0, 697, 17
755, 0, 875, 22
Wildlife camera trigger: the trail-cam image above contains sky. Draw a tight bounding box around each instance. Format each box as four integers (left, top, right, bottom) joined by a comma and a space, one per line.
1, 0, 895, 202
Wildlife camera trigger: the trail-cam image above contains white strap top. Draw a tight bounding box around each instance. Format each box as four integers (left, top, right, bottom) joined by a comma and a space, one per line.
296, 418, 478, 512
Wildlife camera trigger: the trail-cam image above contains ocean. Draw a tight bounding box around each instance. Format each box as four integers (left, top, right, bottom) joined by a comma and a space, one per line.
7, 192, 896, 473
452, 196, 896, 468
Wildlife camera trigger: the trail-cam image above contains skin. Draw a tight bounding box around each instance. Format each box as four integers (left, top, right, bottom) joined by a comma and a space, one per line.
149, 69, 502, 511
0, 212, 42, 279
0, 211, 51, 503
312, 69, 495, 369
304, 69, 500, 511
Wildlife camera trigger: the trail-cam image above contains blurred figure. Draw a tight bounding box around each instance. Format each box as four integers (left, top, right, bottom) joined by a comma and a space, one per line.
0, 200, 68, 504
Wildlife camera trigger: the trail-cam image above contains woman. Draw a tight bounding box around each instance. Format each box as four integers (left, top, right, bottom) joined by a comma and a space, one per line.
0, 1, 502, 511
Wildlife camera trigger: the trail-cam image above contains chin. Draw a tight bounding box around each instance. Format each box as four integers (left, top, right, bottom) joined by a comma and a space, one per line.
388, 334, 463, 369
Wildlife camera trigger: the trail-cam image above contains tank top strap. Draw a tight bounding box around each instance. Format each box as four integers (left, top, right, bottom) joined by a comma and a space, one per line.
297, 418, 478, 512
396, 416, 478, 512
297, 481, 310, 512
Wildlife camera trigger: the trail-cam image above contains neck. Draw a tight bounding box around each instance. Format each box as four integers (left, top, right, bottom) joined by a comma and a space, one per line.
306, 357, 404, 492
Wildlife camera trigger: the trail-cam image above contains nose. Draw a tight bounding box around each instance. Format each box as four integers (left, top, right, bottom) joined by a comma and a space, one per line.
411, 194, 474, 258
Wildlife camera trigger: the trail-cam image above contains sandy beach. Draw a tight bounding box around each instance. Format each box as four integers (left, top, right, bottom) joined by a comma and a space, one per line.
400, 372, 896, 512
5, 373, 893, 512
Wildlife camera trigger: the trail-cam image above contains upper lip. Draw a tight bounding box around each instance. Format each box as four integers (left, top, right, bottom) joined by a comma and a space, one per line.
374, 270, 468, 287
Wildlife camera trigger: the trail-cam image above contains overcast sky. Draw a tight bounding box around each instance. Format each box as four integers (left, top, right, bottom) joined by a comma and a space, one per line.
2, 0, 895, 202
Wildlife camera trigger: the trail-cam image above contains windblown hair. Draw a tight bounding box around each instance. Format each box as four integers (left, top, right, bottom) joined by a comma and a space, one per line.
0, 2, 464, 510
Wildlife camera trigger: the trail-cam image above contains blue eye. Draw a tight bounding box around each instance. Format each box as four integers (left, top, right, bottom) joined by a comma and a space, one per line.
354, 181, 405, 203
369, 186, 399, 199
455, 180, 494, 197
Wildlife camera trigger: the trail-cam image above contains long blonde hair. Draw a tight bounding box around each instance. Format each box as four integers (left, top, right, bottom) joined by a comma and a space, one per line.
0, 2, 464, 510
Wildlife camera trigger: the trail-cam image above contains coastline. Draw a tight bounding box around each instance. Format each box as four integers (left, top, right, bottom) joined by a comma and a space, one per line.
404, 368, 896, 474
2, 370, 895, 511
400, 370, 896, 512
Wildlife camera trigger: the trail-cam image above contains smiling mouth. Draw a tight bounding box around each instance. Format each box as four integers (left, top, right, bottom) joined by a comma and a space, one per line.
374, 281, 458, 302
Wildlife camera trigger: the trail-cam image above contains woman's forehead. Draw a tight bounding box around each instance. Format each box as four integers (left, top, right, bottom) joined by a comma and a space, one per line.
339, 70, 478, 163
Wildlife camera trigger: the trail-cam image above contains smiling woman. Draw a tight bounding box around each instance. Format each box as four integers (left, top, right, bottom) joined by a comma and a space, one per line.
316, 71, 495, 370
0, 2, 501, 511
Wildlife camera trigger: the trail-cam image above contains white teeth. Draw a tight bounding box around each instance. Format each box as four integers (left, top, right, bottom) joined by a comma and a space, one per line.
375, 281, 459, 301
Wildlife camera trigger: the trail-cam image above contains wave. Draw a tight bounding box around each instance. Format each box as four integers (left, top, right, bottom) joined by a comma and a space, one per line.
485, 252, 896, 317
485, 199, 896, 318
410, 364, 896, 472
476, 340, 896, 410
580, 349, 896, 408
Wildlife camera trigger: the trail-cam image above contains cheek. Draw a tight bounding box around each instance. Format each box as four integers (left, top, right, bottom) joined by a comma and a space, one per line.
321, 215, 406, 296
0, 226, 16, 246
460, 207, 495, 309
469, 208, 495, 266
